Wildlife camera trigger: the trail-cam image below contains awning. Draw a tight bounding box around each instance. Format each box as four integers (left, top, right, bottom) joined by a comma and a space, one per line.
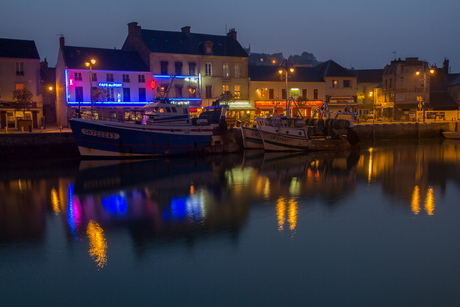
225, 100, 256, 111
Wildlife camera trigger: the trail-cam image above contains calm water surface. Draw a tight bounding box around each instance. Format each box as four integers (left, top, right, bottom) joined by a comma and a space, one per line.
1, 139, 460, 306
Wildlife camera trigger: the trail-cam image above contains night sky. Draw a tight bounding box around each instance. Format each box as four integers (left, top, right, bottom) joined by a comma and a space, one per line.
1, 0, 459, 71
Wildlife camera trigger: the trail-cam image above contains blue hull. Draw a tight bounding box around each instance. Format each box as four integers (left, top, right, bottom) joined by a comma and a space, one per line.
70, 118, 214, 158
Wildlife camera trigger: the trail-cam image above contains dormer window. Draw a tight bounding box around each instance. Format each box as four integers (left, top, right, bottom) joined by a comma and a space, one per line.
204, 41, 213, 55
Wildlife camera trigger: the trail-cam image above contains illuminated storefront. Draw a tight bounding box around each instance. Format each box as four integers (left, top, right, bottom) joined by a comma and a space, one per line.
254, 100, 323, 118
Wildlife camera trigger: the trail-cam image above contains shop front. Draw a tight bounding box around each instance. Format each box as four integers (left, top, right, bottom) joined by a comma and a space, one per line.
255, 100, 323, 118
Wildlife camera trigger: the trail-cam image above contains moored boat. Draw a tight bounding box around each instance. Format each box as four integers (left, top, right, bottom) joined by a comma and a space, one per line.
443, 131, 460, 139
258, 117, 311, 152
69, 100, 237, 159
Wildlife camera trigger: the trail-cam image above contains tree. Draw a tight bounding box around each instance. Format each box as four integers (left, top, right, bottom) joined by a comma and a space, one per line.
12, 88, 33, 111
92, 87, 110, 104
220, 91, 234, 102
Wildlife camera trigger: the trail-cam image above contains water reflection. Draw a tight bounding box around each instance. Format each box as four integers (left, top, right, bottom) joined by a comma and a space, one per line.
1, 140, 460, 263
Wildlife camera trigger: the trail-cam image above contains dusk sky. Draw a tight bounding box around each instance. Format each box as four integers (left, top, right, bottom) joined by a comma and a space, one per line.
2, 0, 460, 71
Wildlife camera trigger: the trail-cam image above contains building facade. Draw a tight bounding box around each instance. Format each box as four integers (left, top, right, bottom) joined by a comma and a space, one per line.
249, 60, 357, 119
0, 38, 43, 129
55, 37, 153, 125
122, 22, 251, 120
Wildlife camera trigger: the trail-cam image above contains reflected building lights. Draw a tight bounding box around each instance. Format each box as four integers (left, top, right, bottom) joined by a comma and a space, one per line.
289, 178, 301, 196
368, 148, 374, 183
276, 197, 286, 231
276, 196, 298, 234
51, 188, 60, 215
263, 179, 271, 199
67, 183, 83, 240
411, 185, 421, 215
425, 187, 435, 216
288, 198, 298, 232
87, 220, 108, 268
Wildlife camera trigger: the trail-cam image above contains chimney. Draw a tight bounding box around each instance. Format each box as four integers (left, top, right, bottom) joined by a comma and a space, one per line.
181, 26, 191, 37
59, 36, 65, 48
227, 28, 237, 41
128, 22, 141, 37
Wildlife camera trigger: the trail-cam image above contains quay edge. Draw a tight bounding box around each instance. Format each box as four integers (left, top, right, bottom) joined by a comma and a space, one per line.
0, 121, 456, 159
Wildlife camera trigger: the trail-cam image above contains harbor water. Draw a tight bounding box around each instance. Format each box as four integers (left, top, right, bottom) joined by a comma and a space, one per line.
1, 138, 460, 306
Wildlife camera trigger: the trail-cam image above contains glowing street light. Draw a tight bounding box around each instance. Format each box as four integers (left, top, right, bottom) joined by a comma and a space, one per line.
416, 63, 435, 123
85, 59, 96, 119
278, 60, 295, 117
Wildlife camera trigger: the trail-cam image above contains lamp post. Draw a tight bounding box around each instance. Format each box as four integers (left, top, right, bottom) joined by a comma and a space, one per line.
85, 59, 96, 119
278, 61, 294, 117
416, 64, 435, 123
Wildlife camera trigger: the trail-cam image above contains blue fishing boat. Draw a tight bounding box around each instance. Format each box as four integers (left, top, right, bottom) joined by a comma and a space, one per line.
69, 100, 238, 159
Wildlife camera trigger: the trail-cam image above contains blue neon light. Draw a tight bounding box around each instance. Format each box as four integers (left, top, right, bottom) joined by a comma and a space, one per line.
169, 98, 202, 101
98, 82, 123, 88
153, 75, 199, 80
68, 101, 148, 107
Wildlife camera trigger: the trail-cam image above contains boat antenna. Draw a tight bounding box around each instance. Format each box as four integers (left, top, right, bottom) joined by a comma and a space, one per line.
164, 76, 176, 101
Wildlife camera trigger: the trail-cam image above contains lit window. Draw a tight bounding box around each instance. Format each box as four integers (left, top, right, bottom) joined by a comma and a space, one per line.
234, 85, 241, 99
332, 80, 338, 88
223, 84, 229, 93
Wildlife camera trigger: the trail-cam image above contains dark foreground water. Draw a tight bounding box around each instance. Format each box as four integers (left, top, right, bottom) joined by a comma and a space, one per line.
1, 139, 460, 306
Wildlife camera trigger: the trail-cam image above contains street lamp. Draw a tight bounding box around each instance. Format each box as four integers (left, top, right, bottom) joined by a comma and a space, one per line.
278, 61, 295, 117
416, 63, 435, 123
85, 59, 96, 119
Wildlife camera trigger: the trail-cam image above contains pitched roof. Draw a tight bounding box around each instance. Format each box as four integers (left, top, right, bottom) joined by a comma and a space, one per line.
139, 29, 248, 57
61, 46, 149, 71
351, 69, 383, 83
0, 38, 40, 59
315, 60, 355, 77
249, 65, 323, 82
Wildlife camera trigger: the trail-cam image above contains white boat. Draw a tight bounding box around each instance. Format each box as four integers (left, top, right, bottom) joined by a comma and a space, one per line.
443, 131, 460, 139
258, 117, 311, 151
240, 118, 268, 149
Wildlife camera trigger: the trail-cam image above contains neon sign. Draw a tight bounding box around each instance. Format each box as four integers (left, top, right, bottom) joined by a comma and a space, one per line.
98, 83, 123, 88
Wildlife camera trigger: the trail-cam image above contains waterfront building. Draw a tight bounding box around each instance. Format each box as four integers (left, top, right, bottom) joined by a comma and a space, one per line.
55, 36, 153, 126
121, 22, 251, 122
0, 38, 43, 129
352, 69, 383, 120
382, 57, 458, 121
249, 60, 357, 118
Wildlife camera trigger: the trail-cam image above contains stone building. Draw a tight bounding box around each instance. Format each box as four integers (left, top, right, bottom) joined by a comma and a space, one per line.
121, 22, 251, 120
0, 38, 43, 129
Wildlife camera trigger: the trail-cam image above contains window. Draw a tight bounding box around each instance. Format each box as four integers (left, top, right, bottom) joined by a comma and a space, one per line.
108, 88, 115, 101
389, 79, 392, 89
269, 88, 274, 99
223, 84, 229, 93
16, 84, 25, 90
302, 89, 307, 98
123, 74, 130, 82
314, 89, 318, 100
123, 88, 130, 102
332, 80, 338, 88
234, 64, 240, 78
161, 61, 168, 75
16, 63, 24, 76
175, 85, 183, 98
343, 80, 351, 88
175, 62, 182, 75
234, 85, 241, 99
282, 89, 286, 99
189, 62, 196, 76
106, 73, 114, 82
75, 87, 83, 102
205, 63, 212, 76
91, 73, 97, 82
139, 88, 146, 102
223, 64, 229, 77
138, 74, 145, 83
74, 72, 82, 81
206, 85, 212, 98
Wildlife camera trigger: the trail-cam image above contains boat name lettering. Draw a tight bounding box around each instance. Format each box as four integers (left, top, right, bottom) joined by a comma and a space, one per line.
82, 129, 120, 139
